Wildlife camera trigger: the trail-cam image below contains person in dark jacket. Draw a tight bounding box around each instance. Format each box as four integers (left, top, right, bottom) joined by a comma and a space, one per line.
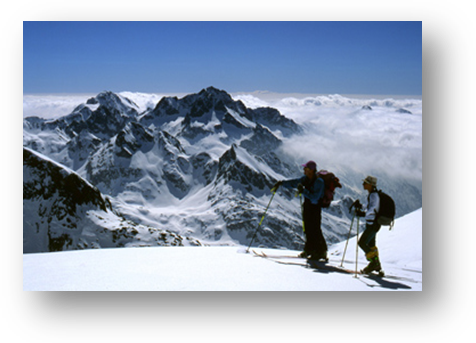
272, 161, 327, 261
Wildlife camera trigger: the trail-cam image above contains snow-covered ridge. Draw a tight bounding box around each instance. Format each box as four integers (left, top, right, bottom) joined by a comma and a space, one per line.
23, 147, 201, 253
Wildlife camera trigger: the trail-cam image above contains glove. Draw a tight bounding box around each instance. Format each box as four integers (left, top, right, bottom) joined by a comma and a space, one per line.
271, 180, 283, 193
355, 209, 366, 217
297, 183, 304, 194
349, 199, 362, 214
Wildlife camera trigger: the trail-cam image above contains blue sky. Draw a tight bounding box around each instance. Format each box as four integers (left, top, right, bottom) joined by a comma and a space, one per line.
23, 21, 422, 95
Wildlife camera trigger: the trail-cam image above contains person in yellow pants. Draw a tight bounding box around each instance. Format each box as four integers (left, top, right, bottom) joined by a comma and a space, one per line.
355, 176, 383, 274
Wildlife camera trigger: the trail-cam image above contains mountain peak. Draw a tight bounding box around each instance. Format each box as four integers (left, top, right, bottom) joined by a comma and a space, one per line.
196, 86, 234, 104
87, 91, 139, 118
200, 86, 228, 95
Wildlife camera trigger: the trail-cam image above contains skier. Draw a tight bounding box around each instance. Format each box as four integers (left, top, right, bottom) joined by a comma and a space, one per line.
354, 175, 383, 274
272, 161, 328, 261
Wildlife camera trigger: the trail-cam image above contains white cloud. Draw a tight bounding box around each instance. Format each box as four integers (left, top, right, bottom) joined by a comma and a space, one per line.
23, 94, 95, 119
236, 93, 422, 181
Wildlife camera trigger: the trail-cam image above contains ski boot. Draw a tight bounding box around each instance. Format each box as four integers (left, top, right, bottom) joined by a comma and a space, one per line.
362, 256, 383, 276
309, 250, 329, 262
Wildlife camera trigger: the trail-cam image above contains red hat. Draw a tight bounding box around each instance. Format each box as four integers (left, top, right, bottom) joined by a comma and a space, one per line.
302, 161, 317, 170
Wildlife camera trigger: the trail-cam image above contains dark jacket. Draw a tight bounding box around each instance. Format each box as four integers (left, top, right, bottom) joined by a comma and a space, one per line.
282, 175, 325, 205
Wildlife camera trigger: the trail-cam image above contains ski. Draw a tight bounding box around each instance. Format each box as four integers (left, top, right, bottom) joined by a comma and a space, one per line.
252, 249, 328, 261
253, 250, 360, 275
308, 260, 362, 275
251, 249, 301, 259
252, 249, 419, 283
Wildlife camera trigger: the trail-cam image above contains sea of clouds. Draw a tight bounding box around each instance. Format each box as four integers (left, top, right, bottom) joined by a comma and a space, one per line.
23, 91, 422, 183
234, 92, 422, 182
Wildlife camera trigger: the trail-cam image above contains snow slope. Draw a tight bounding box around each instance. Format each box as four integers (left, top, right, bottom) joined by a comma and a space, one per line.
23, 208, 422, 291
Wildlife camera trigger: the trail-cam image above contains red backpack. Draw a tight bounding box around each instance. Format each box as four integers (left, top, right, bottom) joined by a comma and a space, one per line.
317, 170, 342, 208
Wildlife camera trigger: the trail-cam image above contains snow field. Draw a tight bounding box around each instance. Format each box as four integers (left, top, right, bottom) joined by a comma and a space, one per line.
23, 208, 422, 291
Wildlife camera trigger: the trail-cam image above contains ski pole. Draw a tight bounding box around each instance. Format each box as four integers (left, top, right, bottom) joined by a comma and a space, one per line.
246, 190, 277, 253
340, 212, 355, 267
354, 216, 360, 278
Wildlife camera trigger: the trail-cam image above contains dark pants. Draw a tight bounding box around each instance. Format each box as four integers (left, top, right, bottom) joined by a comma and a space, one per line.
358, 222, 381, 255
303, 201, 327, 254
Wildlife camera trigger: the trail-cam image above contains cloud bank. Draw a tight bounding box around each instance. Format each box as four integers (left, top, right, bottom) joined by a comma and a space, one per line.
23, 94, 95, 119
235, 93, 422, 182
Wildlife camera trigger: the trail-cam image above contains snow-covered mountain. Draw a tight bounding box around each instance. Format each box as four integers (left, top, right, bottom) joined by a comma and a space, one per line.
23, 147, 201, 253
23, 86, 422, 253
